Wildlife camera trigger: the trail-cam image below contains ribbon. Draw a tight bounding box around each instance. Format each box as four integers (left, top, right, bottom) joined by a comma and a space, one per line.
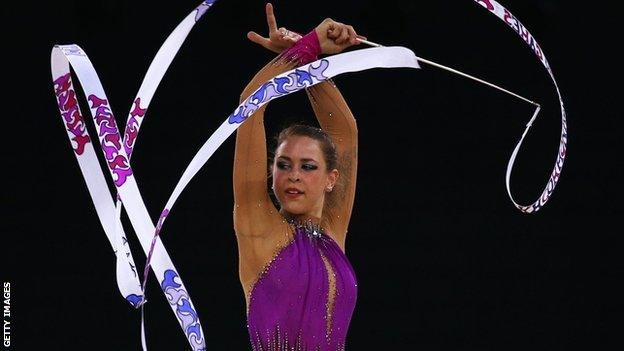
51, 1, 218, 350
52, 0, 565, 349
474, 0, 567, 213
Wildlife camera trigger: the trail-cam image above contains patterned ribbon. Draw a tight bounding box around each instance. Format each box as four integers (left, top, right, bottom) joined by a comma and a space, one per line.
51, 2, 218, 350
51, 0, 564, 349
474, 0, 567, 213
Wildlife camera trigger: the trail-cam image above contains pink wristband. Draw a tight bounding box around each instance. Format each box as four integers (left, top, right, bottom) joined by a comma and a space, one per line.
279, 29, 322, 65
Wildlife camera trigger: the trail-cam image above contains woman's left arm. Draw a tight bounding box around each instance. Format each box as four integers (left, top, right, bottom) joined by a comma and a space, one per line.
298, 19, 362, 243
307, 81, 358, 244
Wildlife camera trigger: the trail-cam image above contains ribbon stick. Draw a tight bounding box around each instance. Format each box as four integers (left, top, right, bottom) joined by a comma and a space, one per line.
359, 39, 540, 106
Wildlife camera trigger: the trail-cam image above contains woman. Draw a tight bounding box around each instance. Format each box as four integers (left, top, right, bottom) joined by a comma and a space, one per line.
233, 3, 363, 350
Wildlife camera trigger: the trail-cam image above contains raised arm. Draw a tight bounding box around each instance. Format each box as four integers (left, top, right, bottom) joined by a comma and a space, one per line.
233, 57, 297, 237
233, 3, 302, 237
306, 81, 358, 242
280, 20, 361, 242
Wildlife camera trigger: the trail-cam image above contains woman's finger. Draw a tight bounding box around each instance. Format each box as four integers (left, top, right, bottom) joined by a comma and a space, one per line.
247, 31, 271, 48
336, 25, 350, 44
326, 21, 342, 40
266, 3, 278, 33
278, 27, 291, 39
328, 27, 342, 40
346, 25, 358, 45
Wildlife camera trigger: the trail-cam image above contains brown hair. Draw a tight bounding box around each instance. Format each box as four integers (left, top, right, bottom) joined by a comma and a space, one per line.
274, 124, 338, 171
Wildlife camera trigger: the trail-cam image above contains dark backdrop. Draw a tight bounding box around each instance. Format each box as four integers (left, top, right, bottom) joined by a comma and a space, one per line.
2, 0, 621, 350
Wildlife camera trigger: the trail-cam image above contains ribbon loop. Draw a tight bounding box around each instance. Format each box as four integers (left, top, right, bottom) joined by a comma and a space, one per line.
51, 1, 217, 350
474, 0, 567, 213
52, 1, 565, 350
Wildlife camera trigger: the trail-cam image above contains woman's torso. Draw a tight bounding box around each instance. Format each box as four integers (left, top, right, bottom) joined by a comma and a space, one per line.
242, 220, 357, 350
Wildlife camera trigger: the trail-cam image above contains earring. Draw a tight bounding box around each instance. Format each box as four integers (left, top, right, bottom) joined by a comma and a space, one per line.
326, 186, 333, 192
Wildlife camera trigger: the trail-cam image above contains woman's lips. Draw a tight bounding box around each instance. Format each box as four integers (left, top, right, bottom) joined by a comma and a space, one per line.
285, 188, 303, 198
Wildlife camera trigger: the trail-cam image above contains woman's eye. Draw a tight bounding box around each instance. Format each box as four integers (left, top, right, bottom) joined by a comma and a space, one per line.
277, 162, 290, 170
302, 164, 318, 171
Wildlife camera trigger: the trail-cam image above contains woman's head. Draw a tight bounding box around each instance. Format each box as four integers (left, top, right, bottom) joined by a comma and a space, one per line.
271, 124, 339, 219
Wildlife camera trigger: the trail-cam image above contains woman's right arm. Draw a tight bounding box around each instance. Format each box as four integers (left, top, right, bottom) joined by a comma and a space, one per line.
233, 57, 297, 237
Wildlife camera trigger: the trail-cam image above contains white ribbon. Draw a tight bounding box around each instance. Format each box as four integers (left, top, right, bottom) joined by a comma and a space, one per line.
52, 0, 565, 349
51, 1, 217, 350
362, 1, 567, 214
473, 0, 567, 213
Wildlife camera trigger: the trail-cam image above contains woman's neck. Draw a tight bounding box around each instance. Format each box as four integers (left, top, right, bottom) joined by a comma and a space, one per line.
283, 214, 324, 237
280, 211, 323, 228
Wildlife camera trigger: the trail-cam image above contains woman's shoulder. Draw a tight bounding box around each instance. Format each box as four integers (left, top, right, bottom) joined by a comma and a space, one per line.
234, 207, 289, 238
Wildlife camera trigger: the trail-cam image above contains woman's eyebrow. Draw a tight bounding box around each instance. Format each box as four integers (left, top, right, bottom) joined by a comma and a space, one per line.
276, 156, 317, 163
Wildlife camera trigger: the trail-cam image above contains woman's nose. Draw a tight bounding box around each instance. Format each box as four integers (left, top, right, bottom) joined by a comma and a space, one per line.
288, 169, 300, 182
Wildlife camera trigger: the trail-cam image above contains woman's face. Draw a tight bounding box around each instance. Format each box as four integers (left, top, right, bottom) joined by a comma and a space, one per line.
272, 136, 337, 218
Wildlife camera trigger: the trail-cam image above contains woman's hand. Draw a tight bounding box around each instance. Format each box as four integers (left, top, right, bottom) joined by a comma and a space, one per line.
315, 18, 365, 55
247, 3, 302, 54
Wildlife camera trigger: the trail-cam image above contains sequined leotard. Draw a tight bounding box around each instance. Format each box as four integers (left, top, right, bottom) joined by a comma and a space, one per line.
234, 29, 359, 350
247, 222, 357, 350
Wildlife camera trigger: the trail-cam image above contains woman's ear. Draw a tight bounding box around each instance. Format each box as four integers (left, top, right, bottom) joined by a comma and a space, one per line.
326, 169, 339, 192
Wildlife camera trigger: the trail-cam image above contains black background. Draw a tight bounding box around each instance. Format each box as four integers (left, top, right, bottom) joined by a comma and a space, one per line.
2, 0, 622, 350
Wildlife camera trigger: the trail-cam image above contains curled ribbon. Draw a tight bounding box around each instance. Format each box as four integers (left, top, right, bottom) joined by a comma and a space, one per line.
51, 1, 218, 350
474, 0, 567, 213
52, 0, 565, 349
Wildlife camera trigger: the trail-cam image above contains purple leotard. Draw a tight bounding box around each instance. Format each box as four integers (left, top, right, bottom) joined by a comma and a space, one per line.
247, 224, 358, 350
